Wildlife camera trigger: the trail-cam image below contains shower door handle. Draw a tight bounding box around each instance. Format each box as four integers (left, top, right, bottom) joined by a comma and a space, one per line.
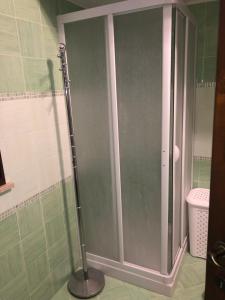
174, 145, 180, 162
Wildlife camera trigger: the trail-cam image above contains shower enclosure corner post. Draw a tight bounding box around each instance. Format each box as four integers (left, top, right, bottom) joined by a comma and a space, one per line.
181, 16, 189, 247
161, 4, 173, 275
181, 15, 197, 246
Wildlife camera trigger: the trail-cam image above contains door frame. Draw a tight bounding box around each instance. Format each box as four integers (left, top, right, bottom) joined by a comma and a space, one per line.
205, 1, 225, 299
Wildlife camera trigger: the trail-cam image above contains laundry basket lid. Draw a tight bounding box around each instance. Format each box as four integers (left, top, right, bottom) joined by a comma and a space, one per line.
186, 188, 210, 208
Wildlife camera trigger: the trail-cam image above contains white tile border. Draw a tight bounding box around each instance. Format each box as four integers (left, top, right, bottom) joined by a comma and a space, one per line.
0, 176, 72, 222
0, 91, 64, 101
196, 81, 216, 88
194, 155, 211, 160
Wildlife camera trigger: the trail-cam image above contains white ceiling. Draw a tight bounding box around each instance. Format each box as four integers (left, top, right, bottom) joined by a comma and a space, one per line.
68, 0, 214, 9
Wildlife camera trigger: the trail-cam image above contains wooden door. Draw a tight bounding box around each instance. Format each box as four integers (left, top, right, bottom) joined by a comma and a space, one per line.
205, 1, 225, 299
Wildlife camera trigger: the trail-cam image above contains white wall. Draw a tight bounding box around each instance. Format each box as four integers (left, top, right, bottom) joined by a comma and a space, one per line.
0, 94, 72, 214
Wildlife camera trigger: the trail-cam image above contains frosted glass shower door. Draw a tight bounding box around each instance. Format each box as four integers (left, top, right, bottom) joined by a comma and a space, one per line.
172, 10, 186, 264
114, 9, 163, 271
64, 17, 119, 261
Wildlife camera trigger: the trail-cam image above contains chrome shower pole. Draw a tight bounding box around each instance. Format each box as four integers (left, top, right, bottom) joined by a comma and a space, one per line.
58, 43, 105, 299
58, 43, 88, 280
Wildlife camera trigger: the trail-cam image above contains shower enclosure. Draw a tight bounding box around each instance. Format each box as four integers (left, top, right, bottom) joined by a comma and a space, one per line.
57, 0, 196, 296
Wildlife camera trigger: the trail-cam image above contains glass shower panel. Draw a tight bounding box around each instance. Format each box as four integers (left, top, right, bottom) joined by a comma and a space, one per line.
183, 20, 196, 239
64, 18, 119, 261
114, 9, 163, 271
173, 10, 186, 264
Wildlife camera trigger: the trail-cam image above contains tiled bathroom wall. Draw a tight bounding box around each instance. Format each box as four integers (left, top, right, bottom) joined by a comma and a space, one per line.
189, 1, 219, 188
0, 0, 82, 299
189, 1, 219, 83
194, 84, 215, 158
193, 157, 211, 189
0, 95, 72, 214
0, 179, 81, 300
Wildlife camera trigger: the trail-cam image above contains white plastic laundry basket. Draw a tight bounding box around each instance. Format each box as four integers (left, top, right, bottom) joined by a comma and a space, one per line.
186, 188, 210, 259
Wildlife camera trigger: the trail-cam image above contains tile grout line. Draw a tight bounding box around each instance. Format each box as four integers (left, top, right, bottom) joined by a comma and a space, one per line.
197, 159, 200, 187
0, 52, 60, 60
11, 0, 27, 94
38, 192, 55, 297
58, 182, 81, 271
0, 91, 64, 101
0, 9, 58, 27
15, 210, 32, 300
40, 10, 48, 80
201, 3, 207, 82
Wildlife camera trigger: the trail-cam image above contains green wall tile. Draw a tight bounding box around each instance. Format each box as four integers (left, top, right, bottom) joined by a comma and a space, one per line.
0, 186, 80, 299
0, 55, 25, 92
23, 58, 50, 92
196, 55, 203, 83
43, 25, 58, 58
48, 238, 70, 270
204, 26, 218, 58
191, 3, 206, 18
0, 244, 24, 289
196, 29, 204, 59
193, 159, 199, 183
193, 182, 198, 189
62, 180, 76, 209
189, 2, 219, 83
41, 185, 64, 222
53, 65, 63, 90
206, 1, 220, 27
204, 56, 217, 82
199, 160, 211, 181
13, 0, 41, 23
26, 252, 49, 291
1, 272, 30, 300
68, 224, 81, 269
0, 0, 77, 95
65, 205, 78, 229
0, 214, 20, 256
40, 0, 58, 27
22, 228, 46, 265
193, 159, 211, 188
0, 15, 19, 55
52, 258, 72, 292
17, 200, 43, 239
0, 0, 14, 16
56, 0, 82, 14
45, 213, 66, 247
30, 276, 54, 300
198, 181, 210, 189
17, 20, 43, 58
46, 58, 63, 91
